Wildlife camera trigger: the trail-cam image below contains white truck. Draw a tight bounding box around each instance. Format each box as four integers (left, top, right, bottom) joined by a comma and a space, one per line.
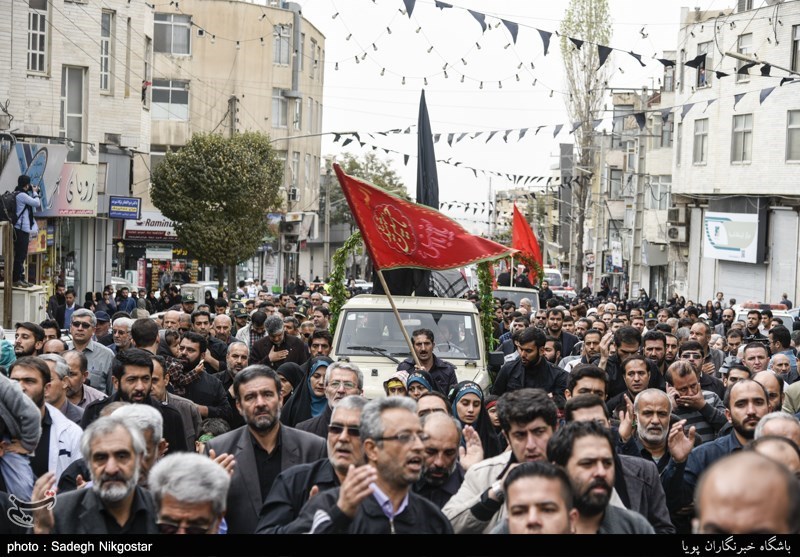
330, 295, 490, 400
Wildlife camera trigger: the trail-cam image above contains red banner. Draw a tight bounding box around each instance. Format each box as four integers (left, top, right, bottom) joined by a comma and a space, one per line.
512, 203, 543, 283
334, 164, 514, 271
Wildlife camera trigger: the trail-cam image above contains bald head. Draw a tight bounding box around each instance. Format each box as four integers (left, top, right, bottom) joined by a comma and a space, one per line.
771, 353, 792, 380
694, 451, 800, 534
750, 436, 800, 475
753, 371, 783, 413
755, 412, 800, 446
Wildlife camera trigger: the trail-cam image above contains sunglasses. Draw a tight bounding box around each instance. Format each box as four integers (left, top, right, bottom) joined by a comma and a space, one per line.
156, 521, 211, 535
328, 424, 360, 437
72, 321, 93, 329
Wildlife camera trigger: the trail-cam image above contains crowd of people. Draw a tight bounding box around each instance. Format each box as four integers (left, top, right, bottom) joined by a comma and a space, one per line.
0, 278, 796, 536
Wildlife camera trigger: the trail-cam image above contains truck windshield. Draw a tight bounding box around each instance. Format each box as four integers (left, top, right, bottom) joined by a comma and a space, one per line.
336, 310, 480, 361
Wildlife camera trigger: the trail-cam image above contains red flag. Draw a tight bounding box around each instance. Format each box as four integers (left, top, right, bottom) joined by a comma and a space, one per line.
334, 164, 514, 271
512, 203, 543, 283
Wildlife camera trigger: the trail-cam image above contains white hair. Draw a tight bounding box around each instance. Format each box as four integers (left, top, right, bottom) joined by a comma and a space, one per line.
149, 453, 231, 515
113, 317, 134, 330
113, 404, 164, 446
81, 416, 146, 462
39, 353, 70, 380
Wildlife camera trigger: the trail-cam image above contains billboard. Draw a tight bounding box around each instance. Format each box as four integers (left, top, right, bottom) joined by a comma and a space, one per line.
702, 211, 760, 263
0, 142, 69, 214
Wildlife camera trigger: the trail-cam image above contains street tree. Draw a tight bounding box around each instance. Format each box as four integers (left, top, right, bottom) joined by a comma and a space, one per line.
151, 132, 284, 293
560, 0, 611, 289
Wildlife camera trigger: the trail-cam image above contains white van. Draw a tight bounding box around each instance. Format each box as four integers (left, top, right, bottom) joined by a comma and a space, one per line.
330, 295, 489, 400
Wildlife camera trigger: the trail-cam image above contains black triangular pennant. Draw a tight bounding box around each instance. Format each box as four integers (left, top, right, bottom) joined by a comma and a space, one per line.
759, 87, 775, 104
569, 37, 584, 50
553, 124, 563, 137
633, 113, 646, 130
537, 29, 552, 56
485, 131, 498, 143
684, 53, 706, 69
403, 154, 410, 166
680, 103, 695, 120
502, 19, 519, 44
733, 92, 745, 109
715, 71, 729, 79
760, 64, 771, 77
434, 1, 452, 8
447, 133, 454, 146
657, 58, 676, 67
402, 0, 415, 18
468, 10, 487, 33
518, 128, 528, 141
598, 45, 612, 69
628, 51, 646, 67
737, 61, 758, 75
457, 132, 468, 143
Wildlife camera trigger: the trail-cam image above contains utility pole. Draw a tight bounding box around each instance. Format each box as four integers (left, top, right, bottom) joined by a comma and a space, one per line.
226, 94, 239, 292
323, 167, 331, 279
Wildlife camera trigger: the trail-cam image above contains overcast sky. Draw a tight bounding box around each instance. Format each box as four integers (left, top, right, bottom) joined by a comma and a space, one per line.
296, 0, 731, 231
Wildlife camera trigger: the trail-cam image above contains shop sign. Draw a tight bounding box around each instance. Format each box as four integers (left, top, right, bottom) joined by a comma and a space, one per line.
702, 211, 760, 264
27, 220, 47, 254
109, 196, 142, 220
124, 211, 178, 240
146, 244, 174, 260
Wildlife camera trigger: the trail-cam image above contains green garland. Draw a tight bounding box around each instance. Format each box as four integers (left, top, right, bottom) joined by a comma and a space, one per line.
477, 261, 496, 360
328, 231, 363, 335
513, 254, 544, 289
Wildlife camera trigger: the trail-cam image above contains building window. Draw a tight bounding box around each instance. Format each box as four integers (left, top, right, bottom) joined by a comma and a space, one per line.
792, 26, 800, 74
608, 168, 622, 200
310, 38, 318, 78
788, 110, 800, 162
612, 104, 634, 148
152, 79, 189, 120
304, 154, 311, 187
307, 97, 314, 132
298, 33, 305, 71
100, 11, 114, 92
736, 33, 752, 82
676, 122, 682, 166
60, 66, 85, 163
693, 118, 708, 164
293, 99, 302, 130
697, 41, 712, 88
273, 25, 290, 65
154, 13, 191, 55
661, 115, 673, 148
731, 114, 753, 163
150, 146, 167, 178
271, 88, 287, 128
275, 150, 287, 185
625, 140, 636, 172
647, 176, 671, 211
143, 36, 152, 107
679, 49, 685, 94
28, 0, 48, 73
663, 64, 674, 92
607, 219, 623, 245
291, 152, 300, 187
316, 100, 322, 132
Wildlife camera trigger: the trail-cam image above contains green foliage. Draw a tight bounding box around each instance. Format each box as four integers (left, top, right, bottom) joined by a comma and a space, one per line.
151, 132, 284, 274
328, 231, 363, 335
477, 261, 496, 360
328, 152, 408, 230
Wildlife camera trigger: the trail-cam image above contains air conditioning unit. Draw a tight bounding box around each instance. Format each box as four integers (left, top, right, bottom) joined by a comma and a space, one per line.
283, 242, 298, 253
279, 221, 299, 234
667, 207, 686, 224
667, 225, 687, 243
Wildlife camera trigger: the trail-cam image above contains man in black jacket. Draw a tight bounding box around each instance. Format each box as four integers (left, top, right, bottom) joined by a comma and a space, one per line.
289, 396, 453, 534
32, 415, 159, 534
545, 308, 579, 358
255, 395, 368, 533
249, 315, 309, 368
176, 331, 233, 425
81, 348, 189, 454
492, 326, 569, 408
396, 328, 458, 396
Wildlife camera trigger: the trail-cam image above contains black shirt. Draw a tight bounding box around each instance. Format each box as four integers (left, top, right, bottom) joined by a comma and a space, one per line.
100, 487, 155, 534
251, 430, 283, 502
31, 409, 52, 478
180, 371, 234, 424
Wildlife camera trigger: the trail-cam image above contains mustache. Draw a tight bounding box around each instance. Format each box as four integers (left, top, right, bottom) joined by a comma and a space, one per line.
588, 478, 611, 492
99, 473, 127, 484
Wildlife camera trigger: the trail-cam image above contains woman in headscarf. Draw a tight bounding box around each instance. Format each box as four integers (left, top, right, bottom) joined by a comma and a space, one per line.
280, 356, 333, 427
406, 370, 434, 401
448, 381, 502, 459
275, 362, 304, 406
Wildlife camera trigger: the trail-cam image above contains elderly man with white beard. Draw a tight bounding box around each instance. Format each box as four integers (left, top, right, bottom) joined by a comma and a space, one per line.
618, 388, 696, 528
31, 416, 159, 534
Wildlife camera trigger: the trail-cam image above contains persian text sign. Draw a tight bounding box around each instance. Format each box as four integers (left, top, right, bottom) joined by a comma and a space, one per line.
702, 211, 759, 263
109, 196, 142, 220
42, 163, 99, 216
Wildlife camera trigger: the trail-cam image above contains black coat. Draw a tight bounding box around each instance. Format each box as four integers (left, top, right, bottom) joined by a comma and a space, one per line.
492, 356, 569, 408
290, 486, 453, 534
204, 424, 326, 534
50, 486, 158, 534
255, 458, 340, 534
81, 393, 189, 453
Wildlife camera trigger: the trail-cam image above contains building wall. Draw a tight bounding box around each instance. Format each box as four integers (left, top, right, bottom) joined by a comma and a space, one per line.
672, 2, 800, 304
146, 0, 325, 214
0, 0, 152, 156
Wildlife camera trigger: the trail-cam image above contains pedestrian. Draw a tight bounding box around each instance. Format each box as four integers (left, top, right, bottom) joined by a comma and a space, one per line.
11, 175, 40, 287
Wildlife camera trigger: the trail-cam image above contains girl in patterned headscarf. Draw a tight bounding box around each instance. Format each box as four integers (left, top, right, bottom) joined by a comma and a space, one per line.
449, 381, 502, 458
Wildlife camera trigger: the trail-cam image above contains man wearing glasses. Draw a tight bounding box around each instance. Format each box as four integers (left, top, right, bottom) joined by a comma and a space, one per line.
679, 341, 725, 399
296, 362, 363, 438
256, 395, 368, 534
67, 308, 115, 394
150, 452, 231, 535
290, 396, 453, 534
665, 359, 727, 445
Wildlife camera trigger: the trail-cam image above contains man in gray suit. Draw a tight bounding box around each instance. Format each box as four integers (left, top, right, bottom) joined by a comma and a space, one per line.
205, 365, 326, 534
